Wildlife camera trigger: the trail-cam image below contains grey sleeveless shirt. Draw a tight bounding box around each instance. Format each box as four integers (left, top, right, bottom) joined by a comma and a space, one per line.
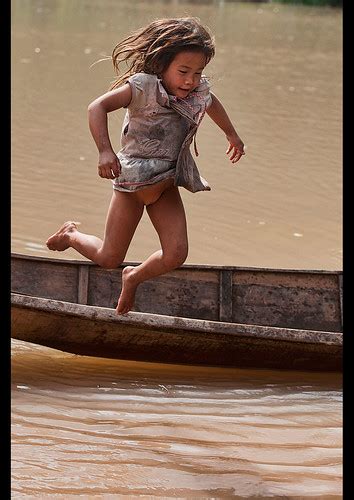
113, 73, 212, 193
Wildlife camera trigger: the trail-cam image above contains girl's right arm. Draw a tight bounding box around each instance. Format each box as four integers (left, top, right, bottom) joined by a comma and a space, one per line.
87, 83, 132, 179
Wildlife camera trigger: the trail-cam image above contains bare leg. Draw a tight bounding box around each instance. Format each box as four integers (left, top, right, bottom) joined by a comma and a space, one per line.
46, 191, 144, 268
117, 186, 188, 314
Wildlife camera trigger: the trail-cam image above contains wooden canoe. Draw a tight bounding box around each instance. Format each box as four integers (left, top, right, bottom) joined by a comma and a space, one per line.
11, 253, 343, 372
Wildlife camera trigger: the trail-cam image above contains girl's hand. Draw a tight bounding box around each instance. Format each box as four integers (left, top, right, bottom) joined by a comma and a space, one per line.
97, 151, 121, 179
226, 133, 245, 164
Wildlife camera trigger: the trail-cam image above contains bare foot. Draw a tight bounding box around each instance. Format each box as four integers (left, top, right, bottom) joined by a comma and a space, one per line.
116, 266, 139, 315
46, 221, 81, 251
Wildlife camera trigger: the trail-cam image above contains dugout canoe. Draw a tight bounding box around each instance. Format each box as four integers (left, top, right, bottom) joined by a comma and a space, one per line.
11, 253, 343, 371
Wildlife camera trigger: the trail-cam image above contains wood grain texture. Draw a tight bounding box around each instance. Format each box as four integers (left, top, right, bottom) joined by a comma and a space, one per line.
11, 254, 343, 371
11, 294, 342, 371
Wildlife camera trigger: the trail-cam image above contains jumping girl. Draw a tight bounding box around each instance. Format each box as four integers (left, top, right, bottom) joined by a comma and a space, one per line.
46, 17, 245, 314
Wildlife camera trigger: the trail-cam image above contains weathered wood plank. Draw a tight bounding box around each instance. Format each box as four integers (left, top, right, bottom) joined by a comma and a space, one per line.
231, 271, 342, 332
338, 274, 343, 329
11, 294, 342, 372
77, 265, 89, 305
11, 254, 343, 331
88, 267, 220, 320
11, 256, 78, 303
87, 267, 122, 308
219, 270, 233, 322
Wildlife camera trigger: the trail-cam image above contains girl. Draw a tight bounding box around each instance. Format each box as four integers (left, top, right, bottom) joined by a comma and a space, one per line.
46, 17, 245, 315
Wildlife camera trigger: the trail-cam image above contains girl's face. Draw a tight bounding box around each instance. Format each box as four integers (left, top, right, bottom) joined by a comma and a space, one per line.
161, 51, 207, 99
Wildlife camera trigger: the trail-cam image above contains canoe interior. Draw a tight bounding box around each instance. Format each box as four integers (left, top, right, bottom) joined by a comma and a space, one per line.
11, 253, 343, 333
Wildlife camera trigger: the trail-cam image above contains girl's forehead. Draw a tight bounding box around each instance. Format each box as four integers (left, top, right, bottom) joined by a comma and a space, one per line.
172, 51, 206, 68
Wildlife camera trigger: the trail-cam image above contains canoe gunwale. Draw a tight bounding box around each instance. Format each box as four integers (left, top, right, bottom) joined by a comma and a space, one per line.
10, 252, 342, 275
11, 293, 342, 347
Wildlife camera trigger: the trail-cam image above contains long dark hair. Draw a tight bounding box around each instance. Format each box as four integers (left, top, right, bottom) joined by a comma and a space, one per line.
110, 17, 215, 89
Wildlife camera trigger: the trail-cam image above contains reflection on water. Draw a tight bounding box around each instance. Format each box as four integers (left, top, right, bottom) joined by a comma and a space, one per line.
11, 1, 342, 497
11, 0, 342, 270
12, 339, 342, 498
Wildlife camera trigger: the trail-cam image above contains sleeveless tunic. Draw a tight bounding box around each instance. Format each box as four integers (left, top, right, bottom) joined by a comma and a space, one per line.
113, 72, 212, 193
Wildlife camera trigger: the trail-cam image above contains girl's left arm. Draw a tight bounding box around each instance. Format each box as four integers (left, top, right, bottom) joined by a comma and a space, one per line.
206, 92, 245, 164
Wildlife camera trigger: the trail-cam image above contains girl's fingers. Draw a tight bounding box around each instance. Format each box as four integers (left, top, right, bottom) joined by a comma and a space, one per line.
230, 149, 237, 161
99, 169, 110, 179
227, 143, 246, 162
111, 159, 121, 177
229, 147, 239, 161
232, 152, 242, 163
99, 164, 120, 179
112, 166, 121, 178
110, 162, 121, 178
227, 147, 245, 163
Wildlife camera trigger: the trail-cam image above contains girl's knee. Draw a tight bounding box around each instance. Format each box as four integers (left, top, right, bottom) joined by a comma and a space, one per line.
164, 243, 188, 268
98, 254, 124, 269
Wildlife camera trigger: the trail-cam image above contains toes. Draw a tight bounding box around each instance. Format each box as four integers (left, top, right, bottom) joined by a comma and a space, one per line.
116, 306, 129, 315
